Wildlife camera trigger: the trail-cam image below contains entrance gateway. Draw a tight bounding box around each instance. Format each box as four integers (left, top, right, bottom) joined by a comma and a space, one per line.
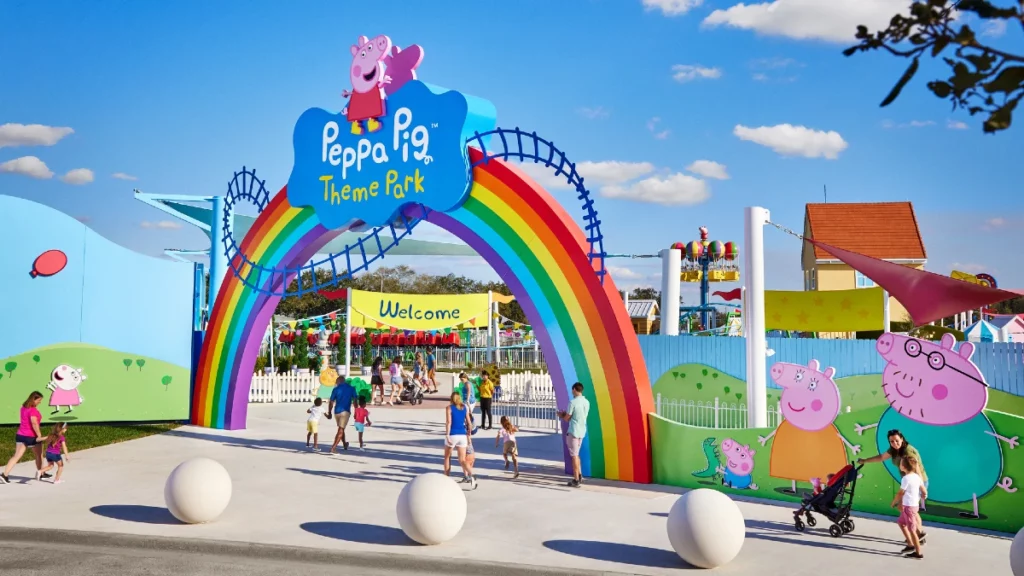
191, 35, 654, 482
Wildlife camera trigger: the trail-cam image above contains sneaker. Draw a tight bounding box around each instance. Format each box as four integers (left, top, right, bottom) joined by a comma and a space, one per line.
311, 447, 321, 452
905, 552, 924, 559
459, 476, 470, 484
504, 461, 510, 470
918, 532, 927, 545
343, 442, 349, 451
900, 545, 915, 554
41, 472, 52, 480
34, 471, 41, 481
567, 479, 579, 488
470, 476, 477, 490
0, 474, 9, 484
513, 471, 520, 479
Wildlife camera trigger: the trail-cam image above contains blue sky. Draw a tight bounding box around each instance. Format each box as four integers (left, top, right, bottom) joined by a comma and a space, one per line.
2, 0, 1021, 302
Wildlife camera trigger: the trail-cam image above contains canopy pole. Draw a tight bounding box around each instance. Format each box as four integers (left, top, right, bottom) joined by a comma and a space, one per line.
344, 294, 352, 378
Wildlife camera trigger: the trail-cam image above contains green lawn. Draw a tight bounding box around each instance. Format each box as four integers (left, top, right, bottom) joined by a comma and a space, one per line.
0, 423, 180, 465
1, 343, 191, 425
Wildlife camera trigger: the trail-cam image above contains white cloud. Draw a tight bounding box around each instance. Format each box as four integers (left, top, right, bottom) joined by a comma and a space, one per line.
112, 172, 138, 180
608, 265, 644, 280
0, 156, 54, 179
983, 217, 1007, 231
61, 168, 94, 185
882, 119, 936, 129
671, 64, 723, 83
647, 117, 671, 139
947, 119, 969, 130
0, 123, 74, 149
752, 73, 770, 82
733, 124, 848, 159
642, 0, 703, 16
516, 160, 657, 192
703, 0, 906, 43
577, 106, 610, 119
140, 220, 183, 230
685, 160, 730, 180
751, 57, 801, 69
981, 19, 1007, 38
601, 172, 711, 206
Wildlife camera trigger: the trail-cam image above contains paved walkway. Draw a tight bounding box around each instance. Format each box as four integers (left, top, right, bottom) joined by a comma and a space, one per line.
0, 400, 1015, 575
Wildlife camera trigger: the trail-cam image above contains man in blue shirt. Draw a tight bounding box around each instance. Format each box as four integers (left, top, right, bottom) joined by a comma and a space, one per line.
328, 376, 356, 453
557, 382, 590, 488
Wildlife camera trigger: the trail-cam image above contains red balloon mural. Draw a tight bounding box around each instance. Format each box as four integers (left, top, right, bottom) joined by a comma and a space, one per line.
30, 249, 68, 278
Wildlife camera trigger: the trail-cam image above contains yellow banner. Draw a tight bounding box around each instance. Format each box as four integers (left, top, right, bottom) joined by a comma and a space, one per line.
952, 270, 982, 285
765, 287, 885, 332
349, 289, 490, 330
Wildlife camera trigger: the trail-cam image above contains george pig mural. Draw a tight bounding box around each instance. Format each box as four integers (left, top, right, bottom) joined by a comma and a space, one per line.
759, 359, 861, 493
854, 333, 1018, 518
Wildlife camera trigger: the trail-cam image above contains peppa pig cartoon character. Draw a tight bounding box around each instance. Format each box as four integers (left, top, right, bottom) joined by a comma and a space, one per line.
342, 34, 393, 135
47, 365, 86, 415
717, 438, 759, 490
759, 359, 860, 493
856, 332, 1018, 518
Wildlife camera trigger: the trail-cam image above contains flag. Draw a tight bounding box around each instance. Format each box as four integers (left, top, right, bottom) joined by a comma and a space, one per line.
329, 312, 337, 320
713, 288, 742, 301
288, 321, 296, 330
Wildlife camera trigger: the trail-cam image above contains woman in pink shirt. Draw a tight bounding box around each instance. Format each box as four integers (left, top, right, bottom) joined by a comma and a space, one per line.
1, 391, 49, 484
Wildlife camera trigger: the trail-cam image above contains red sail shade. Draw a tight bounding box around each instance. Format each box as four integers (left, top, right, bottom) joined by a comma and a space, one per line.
807, 239, 1020, 326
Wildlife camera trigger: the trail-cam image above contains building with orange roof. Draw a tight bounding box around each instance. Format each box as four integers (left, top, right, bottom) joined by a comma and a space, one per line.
801, 202, 927, 331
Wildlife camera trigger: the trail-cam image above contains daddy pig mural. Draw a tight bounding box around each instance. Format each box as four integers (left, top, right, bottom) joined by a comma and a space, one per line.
856, 332, 1018, 518
759, 359, 860, 493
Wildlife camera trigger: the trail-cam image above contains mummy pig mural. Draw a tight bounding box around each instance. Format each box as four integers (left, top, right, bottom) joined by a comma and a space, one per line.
855, 333, 1019, 518
759, 359, 860, 493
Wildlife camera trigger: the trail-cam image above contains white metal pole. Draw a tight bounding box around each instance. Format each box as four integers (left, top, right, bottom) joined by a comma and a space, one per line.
344, 294, 352, 378
744, 207, 769, 429
882, 289, 891, 332
268, 320, 275, 374
487, 292, 495, 363
660, 249, 682, 336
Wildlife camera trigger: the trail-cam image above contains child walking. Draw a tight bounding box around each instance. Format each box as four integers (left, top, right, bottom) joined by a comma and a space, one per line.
496, 416, 519, 478
353, 397, 372, 450
892, 455, 927, 559
306, 398, 326, 451
38, 423, 69, 484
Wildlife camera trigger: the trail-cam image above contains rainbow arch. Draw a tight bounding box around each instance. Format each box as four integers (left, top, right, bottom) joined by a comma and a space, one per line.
193, 148, 654, 482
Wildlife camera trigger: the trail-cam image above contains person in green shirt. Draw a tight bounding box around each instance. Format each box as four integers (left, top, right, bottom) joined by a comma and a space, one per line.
557, 382, 590, 488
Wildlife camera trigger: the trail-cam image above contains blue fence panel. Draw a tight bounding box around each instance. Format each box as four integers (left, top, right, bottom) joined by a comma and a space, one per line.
638, 336, 1024, 397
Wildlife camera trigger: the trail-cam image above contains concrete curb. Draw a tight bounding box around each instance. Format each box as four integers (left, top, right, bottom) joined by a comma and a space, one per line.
0, 527, 616, 575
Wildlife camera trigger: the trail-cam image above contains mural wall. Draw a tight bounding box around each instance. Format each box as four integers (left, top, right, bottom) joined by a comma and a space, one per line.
647, 333, 1024, 534
0, 195, 195, 424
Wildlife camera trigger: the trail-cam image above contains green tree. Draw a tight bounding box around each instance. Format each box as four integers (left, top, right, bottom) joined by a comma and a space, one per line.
2, 361, 13, 378
629, 287, 662, 301
32, 355, 40, 364
136, 359, 146, 371
845, 0, 1024, 133
361, 337, 373, 366
293, 331, 310, 370
122, 359, 132, 370
161, 375, 172, 391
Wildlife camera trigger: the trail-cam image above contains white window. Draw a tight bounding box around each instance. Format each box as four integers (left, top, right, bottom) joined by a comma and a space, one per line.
855, 271, 875, 288
809, 268, 817, 290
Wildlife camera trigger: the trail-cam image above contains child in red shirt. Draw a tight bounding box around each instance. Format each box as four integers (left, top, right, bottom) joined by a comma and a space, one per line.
353, 397, 372, 450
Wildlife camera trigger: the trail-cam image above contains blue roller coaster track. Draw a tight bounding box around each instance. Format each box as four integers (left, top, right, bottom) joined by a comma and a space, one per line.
222, 128, 608, 298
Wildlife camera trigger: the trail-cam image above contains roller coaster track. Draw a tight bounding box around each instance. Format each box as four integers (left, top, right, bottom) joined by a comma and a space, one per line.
222, 128, 607, 298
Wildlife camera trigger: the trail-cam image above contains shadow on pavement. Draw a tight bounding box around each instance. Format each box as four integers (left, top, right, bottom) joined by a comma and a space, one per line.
542, 540, 690, 569
300, 521, 416, 546
90, 505, 179, 525
746, 530, 898, 558
745, 519, 902, 546
649, 512, 668, 518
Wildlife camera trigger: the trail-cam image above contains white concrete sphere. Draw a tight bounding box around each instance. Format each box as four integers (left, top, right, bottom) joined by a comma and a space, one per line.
1011, 526, 1024, 576
666, 489, 745, 569
396, 473, 467, 545
164, 457, 233, 524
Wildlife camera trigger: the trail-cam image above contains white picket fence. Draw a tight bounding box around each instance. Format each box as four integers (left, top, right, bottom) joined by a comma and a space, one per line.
492, 371, 560, 432
655, 394, 784, 429
249, 372, 319, 404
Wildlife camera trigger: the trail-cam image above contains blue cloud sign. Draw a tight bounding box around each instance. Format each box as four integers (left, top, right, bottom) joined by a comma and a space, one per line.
286, 80, 497, 230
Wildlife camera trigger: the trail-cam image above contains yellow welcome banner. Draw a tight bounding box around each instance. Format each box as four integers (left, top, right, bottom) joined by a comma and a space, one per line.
349, 289, 491, 331
765, 287, 885, 332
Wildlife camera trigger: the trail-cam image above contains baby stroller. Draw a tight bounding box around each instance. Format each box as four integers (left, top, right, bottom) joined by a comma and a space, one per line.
399, 376, 424, 405
793, 463, 863, 538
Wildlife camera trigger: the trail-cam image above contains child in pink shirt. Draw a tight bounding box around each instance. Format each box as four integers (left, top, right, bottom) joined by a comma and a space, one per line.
353, 397, 372, 450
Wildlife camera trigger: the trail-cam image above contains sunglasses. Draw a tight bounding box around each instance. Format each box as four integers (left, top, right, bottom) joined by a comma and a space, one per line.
904, 339, 988, 387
